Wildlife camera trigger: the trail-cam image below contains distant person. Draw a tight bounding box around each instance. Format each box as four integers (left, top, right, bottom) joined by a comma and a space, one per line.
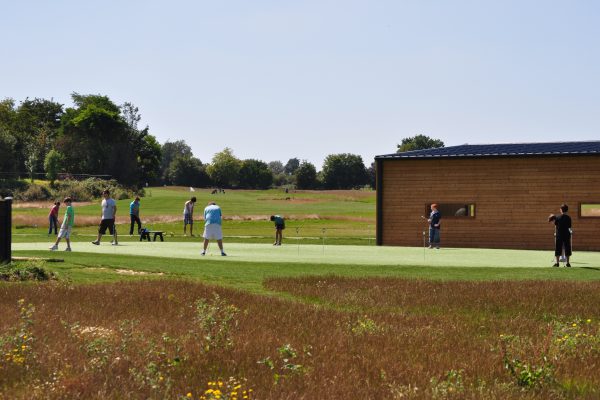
92, 189, 117, 245
49, 197, 74, 251
48, 201, 60, 235
549, 204, 572, 267
129, 196, 141, 235
202, 202, 226, 256
428, 203, 441, 249
183, 196, 197, 236
270, 215, 285, 246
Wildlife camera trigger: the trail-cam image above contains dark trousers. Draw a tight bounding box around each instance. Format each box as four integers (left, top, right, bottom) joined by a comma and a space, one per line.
49, 215, 58, 235
555, 235, 572, 257
130, 215, 142, 235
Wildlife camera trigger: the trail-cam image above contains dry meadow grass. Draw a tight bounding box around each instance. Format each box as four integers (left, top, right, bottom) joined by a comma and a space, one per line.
1, 278, 599, 399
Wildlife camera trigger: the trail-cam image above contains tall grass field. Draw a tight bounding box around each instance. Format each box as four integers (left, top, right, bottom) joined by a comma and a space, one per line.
3, 186, 600, 399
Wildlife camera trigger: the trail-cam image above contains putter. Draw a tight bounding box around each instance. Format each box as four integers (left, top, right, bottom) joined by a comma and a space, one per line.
295, 225, 303, 256
112, 223, 118, 245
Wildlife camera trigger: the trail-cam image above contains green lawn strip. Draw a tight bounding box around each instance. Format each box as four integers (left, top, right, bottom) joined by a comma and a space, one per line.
13, 242, 600, 269
13, 219, 375, 242
13, 187, 375, 219
11, 250, 600, 296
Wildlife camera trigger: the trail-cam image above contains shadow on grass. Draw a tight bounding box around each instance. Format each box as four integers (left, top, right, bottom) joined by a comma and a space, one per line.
579, 266, 600, 272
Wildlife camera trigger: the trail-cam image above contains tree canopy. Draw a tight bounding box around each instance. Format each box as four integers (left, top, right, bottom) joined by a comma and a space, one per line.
321, 153, 368, 189
397, 134, 444, 152
206, 148, 242, 187
295, 161, 317, 189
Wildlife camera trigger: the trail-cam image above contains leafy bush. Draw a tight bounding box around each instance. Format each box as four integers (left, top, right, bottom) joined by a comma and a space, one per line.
0, 179, 28, 198
14, 183, 52, 201
0, 261, 56, 281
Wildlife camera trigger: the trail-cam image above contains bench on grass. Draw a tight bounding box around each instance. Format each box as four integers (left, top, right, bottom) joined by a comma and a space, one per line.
140, 230, 164, 242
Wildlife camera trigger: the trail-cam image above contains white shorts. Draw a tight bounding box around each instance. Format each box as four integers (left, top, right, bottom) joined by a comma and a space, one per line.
58, 226, 72, 239
203, 224, 223, 240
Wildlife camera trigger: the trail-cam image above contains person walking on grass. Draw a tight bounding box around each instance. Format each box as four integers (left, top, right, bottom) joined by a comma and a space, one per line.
428, 203, 442, 249
183, 196, 196, 236
48, 201, 60, 236
129, 196, 141, 235
201, 202, 226, 256
270, 215, 285, 245
49, 197, 74, 251
92, 189, 117, 245
549, 203, 572, 267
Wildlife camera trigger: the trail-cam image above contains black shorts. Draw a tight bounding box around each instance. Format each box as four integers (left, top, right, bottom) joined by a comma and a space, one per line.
99, 219, 115, 235
555, 235, 572, 257
275, 224, 285, 230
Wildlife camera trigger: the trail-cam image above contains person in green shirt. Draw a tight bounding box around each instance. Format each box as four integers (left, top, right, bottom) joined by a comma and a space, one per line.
49, 197, 75, 251
270, 215, 285, 246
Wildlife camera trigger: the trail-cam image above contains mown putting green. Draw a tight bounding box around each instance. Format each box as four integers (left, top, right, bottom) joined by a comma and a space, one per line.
13, 241, 600, 269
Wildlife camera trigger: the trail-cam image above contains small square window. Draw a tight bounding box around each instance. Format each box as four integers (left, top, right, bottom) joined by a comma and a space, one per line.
580, 203, 600, 218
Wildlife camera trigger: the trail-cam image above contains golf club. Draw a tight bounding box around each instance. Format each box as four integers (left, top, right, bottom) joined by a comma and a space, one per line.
295, 225, 303, 256
112, 223, 118, 246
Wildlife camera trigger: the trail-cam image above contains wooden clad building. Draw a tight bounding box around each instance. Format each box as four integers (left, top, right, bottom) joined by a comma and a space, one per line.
375, 141, 600, 250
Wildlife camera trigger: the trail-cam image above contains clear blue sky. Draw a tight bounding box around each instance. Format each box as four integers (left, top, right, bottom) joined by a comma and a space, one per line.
2, 1, 599, 168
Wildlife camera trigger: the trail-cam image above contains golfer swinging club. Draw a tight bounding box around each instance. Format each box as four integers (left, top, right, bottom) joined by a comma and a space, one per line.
548, 203, 572, 267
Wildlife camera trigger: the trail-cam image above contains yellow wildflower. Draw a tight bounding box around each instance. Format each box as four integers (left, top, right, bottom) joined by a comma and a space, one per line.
587, 319, 592, 323
572, 323, 577, 327
186, 393, 192, 398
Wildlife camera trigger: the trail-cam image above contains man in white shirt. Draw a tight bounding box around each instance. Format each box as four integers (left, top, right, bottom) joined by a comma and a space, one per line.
183, 196, 196, 236
92, 189, 117, 245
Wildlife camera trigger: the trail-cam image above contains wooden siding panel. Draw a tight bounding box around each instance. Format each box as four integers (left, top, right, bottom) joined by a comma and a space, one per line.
379, 156, 600, 250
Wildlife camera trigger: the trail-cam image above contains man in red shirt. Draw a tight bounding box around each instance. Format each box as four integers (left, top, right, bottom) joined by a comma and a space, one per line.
48, 201, 60, 235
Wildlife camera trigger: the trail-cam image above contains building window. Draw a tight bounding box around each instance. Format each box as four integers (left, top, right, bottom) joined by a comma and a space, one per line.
426, 203, 475, 218
580, 203, 600, 218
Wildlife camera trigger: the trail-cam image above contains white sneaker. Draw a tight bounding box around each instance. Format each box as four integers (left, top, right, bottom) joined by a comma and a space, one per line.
65, 247, 72, 252
49, 245, 58, 251
111, 241, 118, 246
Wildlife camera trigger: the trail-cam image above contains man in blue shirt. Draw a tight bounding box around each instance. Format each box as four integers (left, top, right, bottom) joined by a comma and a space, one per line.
428, 203, 441, 249
201, 202, 226, 256
129, 197, 141, 235
270, 215, 285, 245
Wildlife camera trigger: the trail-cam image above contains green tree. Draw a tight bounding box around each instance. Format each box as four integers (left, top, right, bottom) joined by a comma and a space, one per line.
397, 134, 444, 152
206, 148, 242, 187
13, 98, 63, 176
321, 153, 368, 189
165, 156, 209, 187
284, 158, 300, 175
367, 162, 376, 189
238, 159, 273, 189
160, 140, 193, 181
268, 160, 284, 175
0, 99, 17, 177
135, 132, 162, 185
44, 149, 64, 185
57, 94, 138, 184
295, 160, 317, 189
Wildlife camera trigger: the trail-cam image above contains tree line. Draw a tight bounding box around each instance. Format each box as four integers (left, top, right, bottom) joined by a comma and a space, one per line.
0, 94, 380, 190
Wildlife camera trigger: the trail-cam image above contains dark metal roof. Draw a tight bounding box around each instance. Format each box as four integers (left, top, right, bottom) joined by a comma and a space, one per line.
376, 141, 600, 160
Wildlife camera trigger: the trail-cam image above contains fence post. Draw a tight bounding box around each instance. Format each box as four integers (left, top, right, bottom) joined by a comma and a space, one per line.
0, 198, 12, 264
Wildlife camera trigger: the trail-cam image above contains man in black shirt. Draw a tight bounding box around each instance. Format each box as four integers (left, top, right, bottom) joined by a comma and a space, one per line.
548, 204, 572, 267
428, 203, 441, 249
